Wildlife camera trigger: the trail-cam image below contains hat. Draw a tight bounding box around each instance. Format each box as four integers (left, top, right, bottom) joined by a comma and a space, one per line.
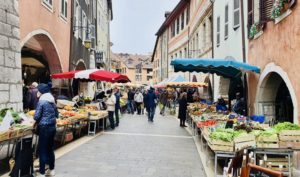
31, 82, 38, 88
37, 82, 52, 94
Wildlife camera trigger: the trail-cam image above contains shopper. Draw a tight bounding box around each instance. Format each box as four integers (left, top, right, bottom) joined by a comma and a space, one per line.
145, 87, 157, 122
26, 82, 39, 110
106, 89, 116, 129
134, 89, 144, 115
216, 95, 227, 111
142, 89, 148, 114
34, 82, 58, 177
159, 90, 168, 116
127, 88, 135, 114
114, 87, 122, 127
178, 92, 188, 127
187, 89, 195, 103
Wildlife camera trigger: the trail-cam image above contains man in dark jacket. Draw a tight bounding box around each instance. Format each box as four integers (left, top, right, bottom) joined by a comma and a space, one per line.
145, 87, 157, 122
127, 88, 135, 114
159, 90, 168, 116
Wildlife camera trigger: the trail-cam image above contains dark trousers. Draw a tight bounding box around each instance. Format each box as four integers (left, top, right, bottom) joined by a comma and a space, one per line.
136, 102, 142, 115
38, 126, 56, 175
148, 106, 156, 121
115, 107, 119, 126
108, 111, 115, 129
180, 118, 186, 126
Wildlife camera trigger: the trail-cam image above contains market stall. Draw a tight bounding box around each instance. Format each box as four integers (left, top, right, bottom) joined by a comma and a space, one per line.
187, 102, 300, 177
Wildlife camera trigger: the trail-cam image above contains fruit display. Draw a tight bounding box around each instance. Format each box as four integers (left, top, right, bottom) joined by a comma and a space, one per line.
188, 103, 217, 116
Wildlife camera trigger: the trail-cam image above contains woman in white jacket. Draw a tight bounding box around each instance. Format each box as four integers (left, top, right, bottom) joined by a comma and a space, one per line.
134, 89, 144, 115
106, 89, 116, 129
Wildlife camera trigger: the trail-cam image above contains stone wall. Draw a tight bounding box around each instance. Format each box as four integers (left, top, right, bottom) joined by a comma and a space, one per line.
0, 0, 23, 111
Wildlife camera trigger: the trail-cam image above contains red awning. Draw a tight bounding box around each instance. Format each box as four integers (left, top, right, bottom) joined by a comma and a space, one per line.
51, 70, 81, 79
90, 70, 130, 83
51, 69, 130, 83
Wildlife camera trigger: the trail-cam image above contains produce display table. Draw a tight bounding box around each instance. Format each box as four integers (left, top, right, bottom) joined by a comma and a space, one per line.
214, 151, 235, 177
88, 115, 108, 135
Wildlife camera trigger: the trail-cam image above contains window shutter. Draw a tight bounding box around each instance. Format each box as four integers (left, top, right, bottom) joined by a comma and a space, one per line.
225, 5, 229, 39
259, 0, 273, 24
233, 0, 240, 28
217, 16, 220, 46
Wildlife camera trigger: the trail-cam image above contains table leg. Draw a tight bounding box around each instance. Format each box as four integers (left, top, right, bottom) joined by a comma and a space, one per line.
215, 153, 217, 177
288, 153, 291, 177
103, 118, 105, 132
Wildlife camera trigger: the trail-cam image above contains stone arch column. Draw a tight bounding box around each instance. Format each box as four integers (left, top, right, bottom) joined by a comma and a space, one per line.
255, 63, 298, 123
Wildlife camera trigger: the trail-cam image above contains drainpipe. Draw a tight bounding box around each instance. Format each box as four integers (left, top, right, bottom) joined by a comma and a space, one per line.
240, 0, 248, 116
187, 26, 191, 81
69, 0, 75, 97
210, 0, 214, 101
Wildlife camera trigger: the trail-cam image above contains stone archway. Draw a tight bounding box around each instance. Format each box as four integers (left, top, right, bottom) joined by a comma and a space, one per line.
21, 29, 62, 76
255, 63, 298, 124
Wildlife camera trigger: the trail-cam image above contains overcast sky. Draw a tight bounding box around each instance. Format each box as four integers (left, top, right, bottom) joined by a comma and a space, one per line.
110, 0, 180, 55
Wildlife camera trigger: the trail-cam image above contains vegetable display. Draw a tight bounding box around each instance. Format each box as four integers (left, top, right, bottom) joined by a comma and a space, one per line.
273, 122, 300, 132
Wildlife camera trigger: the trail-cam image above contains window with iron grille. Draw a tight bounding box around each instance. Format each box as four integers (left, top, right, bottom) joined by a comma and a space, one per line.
60, 0, 68, 19
181, 13, 185, 30
233, 0, 240, 29
225, 4, 229, 39
217, 16, 220, 47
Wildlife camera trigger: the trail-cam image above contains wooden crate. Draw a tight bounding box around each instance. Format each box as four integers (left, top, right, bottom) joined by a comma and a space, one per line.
208, 138, 233, 152
279, 130, 300, 149
0, 131, 9, 141
234, 134, 256, 151
8, 129, 18, 139
256, 134, 279, 148
265, 157, 289, 172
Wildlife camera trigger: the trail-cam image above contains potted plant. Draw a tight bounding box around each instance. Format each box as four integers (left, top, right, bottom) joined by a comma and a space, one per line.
271, 0, 289, 19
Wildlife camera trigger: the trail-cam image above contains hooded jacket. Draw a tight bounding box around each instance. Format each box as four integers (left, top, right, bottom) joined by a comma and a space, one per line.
145, 89, 157, 109
34, 93, 58, 127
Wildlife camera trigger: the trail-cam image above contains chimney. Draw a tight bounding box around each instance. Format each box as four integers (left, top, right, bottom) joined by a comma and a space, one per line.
165, 11, 171, 18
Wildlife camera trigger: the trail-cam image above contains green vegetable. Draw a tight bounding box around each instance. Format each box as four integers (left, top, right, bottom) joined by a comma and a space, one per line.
0, 108, 9, 117
258, 130, 277, 137
210, 131, 233, 142
273, 122, 300, 132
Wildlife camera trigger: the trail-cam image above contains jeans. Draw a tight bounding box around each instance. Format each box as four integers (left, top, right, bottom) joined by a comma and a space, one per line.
115, 107, 120, 126
127, 100, 134, 114
38, 126, 56, 175
136, 102, 142, 115
108, 111, 115, 129
148, 106, 156, 121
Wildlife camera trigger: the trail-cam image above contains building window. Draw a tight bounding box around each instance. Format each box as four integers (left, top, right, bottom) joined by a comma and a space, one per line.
171, 22, 175, 37
217, 16, 220, 47
225, 4, 229, 39
74, 2, 80, 38
60, 0, 68, 19
184, 48, 187, 57
186, 6, 190, 25
181, 13, 185, 30
82, 11, 87, 42
176, 18, 180, 34
147, 76, 152, 81
147, 69, 152, 74
233, 0, 240, 29
43, 0, 53, 9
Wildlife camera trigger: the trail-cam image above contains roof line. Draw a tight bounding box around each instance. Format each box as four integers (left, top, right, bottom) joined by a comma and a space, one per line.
156, 0, 190, 36
151, 36, 159, 62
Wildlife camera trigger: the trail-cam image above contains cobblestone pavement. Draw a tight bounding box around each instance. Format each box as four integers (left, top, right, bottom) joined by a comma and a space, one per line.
55, 111, 206, 177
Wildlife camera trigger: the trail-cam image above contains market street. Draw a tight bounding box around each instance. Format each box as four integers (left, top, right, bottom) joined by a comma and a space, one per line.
54, 112, 206, 177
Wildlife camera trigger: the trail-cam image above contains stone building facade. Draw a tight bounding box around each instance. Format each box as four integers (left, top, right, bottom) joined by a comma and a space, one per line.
0, 0, 23, 111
